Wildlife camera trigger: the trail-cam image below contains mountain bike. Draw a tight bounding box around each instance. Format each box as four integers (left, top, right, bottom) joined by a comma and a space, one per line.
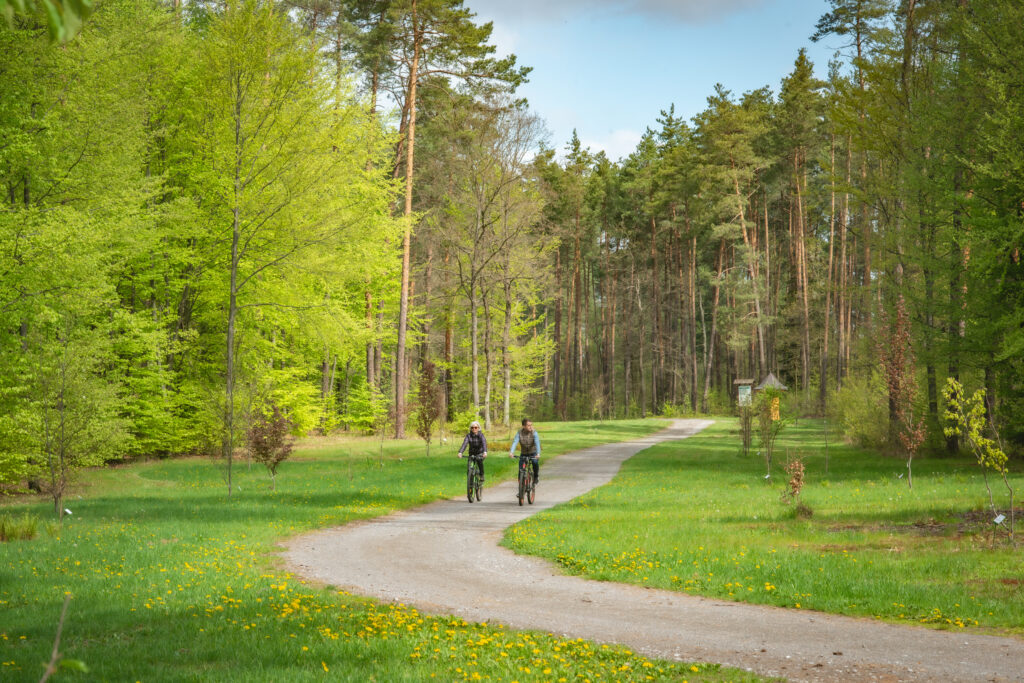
517, 455, 536, 506
466, 455, 483, 503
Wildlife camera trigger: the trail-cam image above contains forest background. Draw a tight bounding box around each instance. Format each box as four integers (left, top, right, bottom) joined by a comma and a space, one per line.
2, 0, 1023, 498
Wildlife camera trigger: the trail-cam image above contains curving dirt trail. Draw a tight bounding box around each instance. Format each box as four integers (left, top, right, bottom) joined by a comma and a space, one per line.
283, 419, 1024, 682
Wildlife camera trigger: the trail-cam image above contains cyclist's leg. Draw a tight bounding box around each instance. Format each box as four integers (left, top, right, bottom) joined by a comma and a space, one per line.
478, 457, 485, 480
532, 456, 539, 482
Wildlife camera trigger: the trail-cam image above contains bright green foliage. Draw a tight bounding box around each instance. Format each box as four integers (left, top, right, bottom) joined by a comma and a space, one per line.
942, 378, 1016, 539
185, 0, 400, 493
31, 307, 128, 519
0, 0, 401, 490
0, 0, 173, 487
943, 379, 1008, 476
344, 375, 387, 434
0, 0, 92, 42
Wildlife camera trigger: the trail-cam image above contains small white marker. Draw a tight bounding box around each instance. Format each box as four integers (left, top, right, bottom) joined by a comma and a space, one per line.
993, 514, 1006, 525
764, 473, 771, 479
64, 508, 72, 515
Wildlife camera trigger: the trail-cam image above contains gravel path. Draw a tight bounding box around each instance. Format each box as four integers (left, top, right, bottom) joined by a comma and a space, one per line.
282, 419, 1024, 682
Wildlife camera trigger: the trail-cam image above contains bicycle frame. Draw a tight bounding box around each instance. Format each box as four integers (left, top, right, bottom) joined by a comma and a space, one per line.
466, 454, 484, 503
517, 455, 536, 505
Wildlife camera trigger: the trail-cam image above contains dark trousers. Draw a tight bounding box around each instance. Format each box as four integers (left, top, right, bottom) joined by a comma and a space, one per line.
519, 455, 539, 480
467, 455, 485, 478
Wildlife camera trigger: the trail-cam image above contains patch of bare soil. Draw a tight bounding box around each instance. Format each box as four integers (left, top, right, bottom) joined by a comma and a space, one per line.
826, 508, 1024, 542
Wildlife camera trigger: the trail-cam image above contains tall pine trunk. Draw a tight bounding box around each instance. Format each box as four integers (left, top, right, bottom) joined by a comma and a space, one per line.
821, 133, 837, 413
701, 240, 726, 413
394, 0, 420, 439
731, 162, 767, 373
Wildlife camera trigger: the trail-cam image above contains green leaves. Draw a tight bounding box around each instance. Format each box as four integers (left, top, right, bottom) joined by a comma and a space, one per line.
0, 0, 402, 479
57, 658, 89, 673
0, 0, 93, 42
942, 378, 1008, 476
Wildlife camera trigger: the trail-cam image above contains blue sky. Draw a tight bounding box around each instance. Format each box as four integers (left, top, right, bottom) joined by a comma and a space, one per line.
467, 0, 841, 161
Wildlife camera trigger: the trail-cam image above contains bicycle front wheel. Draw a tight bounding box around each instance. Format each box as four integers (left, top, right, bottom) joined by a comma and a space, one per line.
517, 469, 525, 506
527, 473, 535, 505
467, 463, 476, 503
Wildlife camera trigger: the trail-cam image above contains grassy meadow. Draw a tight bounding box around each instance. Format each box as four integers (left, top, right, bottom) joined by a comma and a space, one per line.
503, 418, 1024, 635
1, 419, 763, 682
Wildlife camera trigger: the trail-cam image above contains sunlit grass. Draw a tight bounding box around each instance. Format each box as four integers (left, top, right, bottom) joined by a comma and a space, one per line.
0, 419, 764, 680
504, 419, 1024, 635
0, 511, 42, 541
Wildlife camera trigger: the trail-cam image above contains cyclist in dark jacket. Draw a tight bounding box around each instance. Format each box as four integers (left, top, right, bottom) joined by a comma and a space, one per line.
458, 421, 488, 482
509, 418, 541, 483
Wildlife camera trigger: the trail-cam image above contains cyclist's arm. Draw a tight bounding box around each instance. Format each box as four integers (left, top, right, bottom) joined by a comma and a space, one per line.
509, 431, 520, 456
457, 434, 470, 455
480, 433, 488, 455
535, 432, 541, 457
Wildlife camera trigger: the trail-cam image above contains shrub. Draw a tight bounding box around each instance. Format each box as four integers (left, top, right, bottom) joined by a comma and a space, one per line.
831, 371, 889, 449
781, 454, 810, 518
446, 407, 481, 436
943, 378, 1016, 541
415, 361, 442, 456
0, 512, 39, 542
659, 402, 700, 418
738, 405, 753, 457
246, 403, 293, 491
755, 387, 787, 476
702, 388, 732, 416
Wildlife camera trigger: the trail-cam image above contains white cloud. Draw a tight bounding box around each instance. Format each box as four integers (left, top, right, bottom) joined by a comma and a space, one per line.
485, 21, 520, 54
469, 0, 766, 25
580, 129, 643, 162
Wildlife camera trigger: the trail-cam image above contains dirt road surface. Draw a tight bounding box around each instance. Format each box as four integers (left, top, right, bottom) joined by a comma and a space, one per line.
283, 419, 1024, 682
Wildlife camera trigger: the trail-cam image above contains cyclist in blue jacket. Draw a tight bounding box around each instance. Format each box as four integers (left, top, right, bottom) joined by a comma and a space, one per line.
508, 418, 541, 483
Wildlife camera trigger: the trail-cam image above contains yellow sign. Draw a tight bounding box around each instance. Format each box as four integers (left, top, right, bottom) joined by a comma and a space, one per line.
771, 397, 780, 421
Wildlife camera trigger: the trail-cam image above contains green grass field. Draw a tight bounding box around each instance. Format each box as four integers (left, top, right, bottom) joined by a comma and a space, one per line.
1, 419, 764, 682
503, 419, 1024, 635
